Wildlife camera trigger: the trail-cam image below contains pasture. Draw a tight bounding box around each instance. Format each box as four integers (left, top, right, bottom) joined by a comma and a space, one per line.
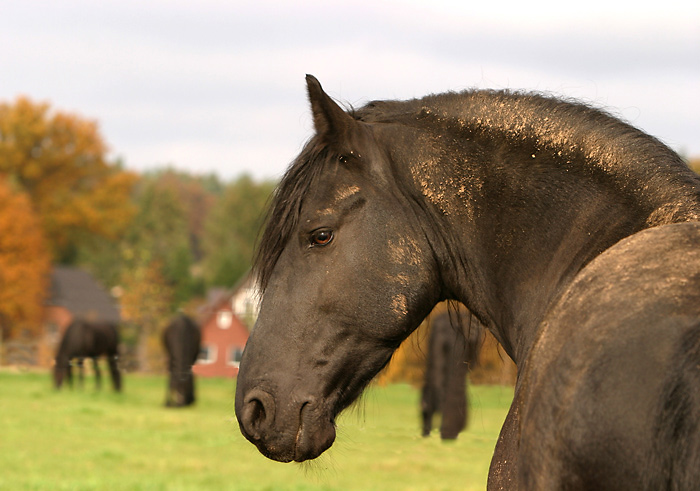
0, 370, 511, 490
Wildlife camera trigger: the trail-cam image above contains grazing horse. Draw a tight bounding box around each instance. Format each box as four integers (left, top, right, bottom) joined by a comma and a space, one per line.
162, 313, 201, 407
421, 309, 482, 439
54, 319, 121, 392
235, 75, 700, 489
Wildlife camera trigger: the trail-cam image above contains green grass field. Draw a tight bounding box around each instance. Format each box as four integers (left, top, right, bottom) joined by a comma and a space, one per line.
0, 370, 512, 490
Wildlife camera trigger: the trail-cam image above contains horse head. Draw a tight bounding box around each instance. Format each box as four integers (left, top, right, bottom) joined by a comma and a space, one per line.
235, 76, 441, 462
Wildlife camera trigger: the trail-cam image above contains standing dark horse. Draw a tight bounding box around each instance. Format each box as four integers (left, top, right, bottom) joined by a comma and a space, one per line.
236, 76, 700, 489
54, 319, 122, 392
421, 309, 482, 439
162, 313, 201, 407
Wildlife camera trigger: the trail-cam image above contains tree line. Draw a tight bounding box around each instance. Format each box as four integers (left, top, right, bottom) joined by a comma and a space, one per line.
2, 96, 699, 376
0, 96, 275, 349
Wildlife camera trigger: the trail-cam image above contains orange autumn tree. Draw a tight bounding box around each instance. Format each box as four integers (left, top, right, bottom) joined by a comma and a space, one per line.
0, 96, 136, 262
0, 177, 51, 338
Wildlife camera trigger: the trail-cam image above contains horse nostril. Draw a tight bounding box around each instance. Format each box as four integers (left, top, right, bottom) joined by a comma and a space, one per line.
246, 399, 265, 432
239, 389, 276, 441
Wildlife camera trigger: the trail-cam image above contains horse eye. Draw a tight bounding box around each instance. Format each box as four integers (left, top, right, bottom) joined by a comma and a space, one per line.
310, 229, 333, 247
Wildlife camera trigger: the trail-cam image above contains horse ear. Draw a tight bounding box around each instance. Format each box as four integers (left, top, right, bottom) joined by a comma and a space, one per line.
306, 74, 355, 144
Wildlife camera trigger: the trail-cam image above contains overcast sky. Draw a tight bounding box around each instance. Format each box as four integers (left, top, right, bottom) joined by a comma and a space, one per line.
1, 0, 698, 180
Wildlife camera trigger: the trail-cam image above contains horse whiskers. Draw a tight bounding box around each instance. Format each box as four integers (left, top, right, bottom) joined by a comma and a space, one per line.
343, 383, 380, 427
297, 451, 337, 481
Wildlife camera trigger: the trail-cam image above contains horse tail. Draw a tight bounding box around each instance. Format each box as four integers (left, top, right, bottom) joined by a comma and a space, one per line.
171, 315, 189, 376
649, 325, 700, 489
164, 314, 198, 406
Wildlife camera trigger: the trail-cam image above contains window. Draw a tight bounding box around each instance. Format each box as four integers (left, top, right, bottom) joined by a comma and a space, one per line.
217, 310, 232, 329
227, 346, 244, 367
197, 345, 217, 364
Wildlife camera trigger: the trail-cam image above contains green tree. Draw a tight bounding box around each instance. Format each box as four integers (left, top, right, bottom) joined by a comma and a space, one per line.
119, 259, 173, 372
81, 169, 221, 295
202, 174, 275, 287
124, 178, 194, 308
140, 169, 222, 261
118, 171, 223, 370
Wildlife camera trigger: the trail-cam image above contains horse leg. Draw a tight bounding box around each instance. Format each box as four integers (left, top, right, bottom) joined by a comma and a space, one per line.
165, 371, 175, 406
440, 365, 468, 439
77, 358, 86, 389
173, 370, 187, 406
487, 393, 521, 490
165, 356, 179, 406
108, 355, 122, 392
66, 360, 74, 388
184, 372, 195, 405
420, 385, 434, 437
54, 357, 68, 389
440, 333, 469, 440
93, 357, 101, 391
66, 361, 73, 388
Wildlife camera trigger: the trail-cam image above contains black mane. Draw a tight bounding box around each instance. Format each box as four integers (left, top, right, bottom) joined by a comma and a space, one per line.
254, 88, 697, 293
358, 89, 686, 173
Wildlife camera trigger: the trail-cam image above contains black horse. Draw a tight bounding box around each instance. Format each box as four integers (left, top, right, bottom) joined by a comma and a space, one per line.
54, 319, 122, 392
162, 314, 201, 407
421, 309, 482, 440
236, 76, 700, 489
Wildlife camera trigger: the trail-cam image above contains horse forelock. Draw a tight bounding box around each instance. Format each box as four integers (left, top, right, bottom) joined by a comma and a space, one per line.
254, 139, 337, 292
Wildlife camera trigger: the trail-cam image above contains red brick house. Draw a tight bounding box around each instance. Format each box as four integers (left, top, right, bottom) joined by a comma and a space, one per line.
193, 286, 253, 378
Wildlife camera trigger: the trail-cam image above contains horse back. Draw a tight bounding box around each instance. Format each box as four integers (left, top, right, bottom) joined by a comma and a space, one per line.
57, 320, 91, 359
58, 320, 119, 359
518, 222, 700, 490
90, 321, 120, 357
163, 315, 201, 366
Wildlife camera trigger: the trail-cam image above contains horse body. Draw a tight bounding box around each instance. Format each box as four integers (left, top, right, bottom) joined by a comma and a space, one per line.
517, 222, 700, 489
162, 314, 201, 407
54, 319, 121, 391
421, 310, 482, 439
236, 76, 700, 488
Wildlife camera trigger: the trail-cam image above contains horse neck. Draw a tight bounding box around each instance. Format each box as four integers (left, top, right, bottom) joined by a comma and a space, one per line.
388, 104, 700, 364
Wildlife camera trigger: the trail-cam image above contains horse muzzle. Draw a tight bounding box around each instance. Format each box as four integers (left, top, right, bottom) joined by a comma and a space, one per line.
236, 387, 336, 462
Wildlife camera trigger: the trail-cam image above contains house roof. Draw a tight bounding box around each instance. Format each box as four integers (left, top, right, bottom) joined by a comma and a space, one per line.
48, 266, 121, 323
